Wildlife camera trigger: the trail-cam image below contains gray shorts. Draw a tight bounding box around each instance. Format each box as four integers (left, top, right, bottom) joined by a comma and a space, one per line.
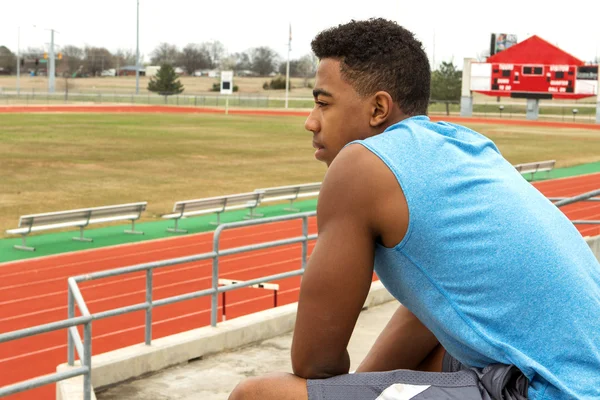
307, 352, 528, 400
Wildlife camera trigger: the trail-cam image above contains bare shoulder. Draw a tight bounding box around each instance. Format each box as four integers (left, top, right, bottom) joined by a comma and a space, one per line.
318, 143, 408, 246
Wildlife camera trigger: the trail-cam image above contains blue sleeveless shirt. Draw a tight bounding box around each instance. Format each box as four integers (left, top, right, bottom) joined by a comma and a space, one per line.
351, 116, 600, 400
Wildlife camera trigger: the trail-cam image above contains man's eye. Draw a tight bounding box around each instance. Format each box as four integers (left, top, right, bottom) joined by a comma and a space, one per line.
315, 101, 327, 107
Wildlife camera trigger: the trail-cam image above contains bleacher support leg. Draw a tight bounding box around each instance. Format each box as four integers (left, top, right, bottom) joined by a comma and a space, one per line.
244, 207, 264, 220
125, 220, 144, 235
167, 219, 188, 233
73, 226, 93, 242
284, 199, 300, 212
210, 212, 222, 226
14, 235, 35, 251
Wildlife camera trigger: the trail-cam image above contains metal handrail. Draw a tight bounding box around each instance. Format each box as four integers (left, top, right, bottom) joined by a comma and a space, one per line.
1, 211, 316, 400
553, 189, 600, 208
0, 315, 92, 399
548, 197, 600, 202
59, 211, 316, 398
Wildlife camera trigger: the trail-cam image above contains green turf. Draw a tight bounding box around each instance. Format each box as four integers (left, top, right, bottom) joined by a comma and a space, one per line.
0, 199, 317, 264
526, 161, 600, 181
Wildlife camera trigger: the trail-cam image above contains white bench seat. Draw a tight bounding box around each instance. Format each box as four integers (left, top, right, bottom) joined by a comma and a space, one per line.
255, 182, 321, 212
6, 203, 147, 251
514, 160, 556, 180
163, 192, 262, 233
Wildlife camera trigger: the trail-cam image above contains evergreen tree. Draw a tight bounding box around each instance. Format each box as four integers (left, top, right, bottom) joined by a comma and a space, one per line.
147, 64, 184, 96
430, 61, 462, 115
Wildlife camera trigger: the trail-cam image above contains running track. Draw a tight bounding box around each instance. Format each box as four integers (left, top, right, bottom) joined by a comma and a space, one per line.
1, 105, 599, 399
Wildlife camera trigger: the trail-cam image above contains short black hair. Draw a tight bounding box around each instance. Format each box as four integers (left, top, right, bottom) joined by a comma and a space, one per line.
311, 18, 430, 116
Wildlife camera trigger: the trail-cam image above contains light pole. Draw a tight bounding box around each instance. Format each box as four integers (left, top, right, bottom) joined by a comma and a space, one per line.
135, 0, 140, 94
285, 23, 291, 109
16, 27, 20, 95
48, 28, 56, 93
33, 25, 58, 93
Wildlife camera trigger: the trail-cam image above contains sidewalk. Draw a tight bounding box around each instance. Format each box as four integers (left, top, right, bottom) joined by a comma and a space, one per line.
95, 300, 398, 400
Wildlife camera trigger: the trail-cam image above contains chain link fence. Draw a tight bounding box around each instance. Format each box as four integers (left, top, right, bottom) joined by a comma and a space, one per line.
0, 89, 597, 122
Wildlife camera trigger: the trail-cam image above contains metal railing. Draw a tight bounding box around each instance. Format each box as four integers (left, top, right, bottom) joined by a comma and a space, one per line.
1, 211, 316, 400
0, 317, 92, 398
553, 189, 600, 226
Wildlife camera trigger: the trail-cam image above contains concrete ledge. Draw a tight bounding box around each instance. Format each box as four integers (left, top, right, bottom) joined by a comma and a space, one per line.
56, 281, 393, 400
55, 370, 97, 400
586, 234, 600, 261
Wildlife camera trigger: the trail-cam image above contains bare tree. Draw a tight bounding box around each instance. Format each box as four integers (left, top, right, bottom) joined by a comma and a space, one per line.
114, 48, 137, 66
202, 40, 225, 69
178, 44, 211, 75
60, 45, 84, 75
278, 54, 316, 80
0, 46, 16, 73
219, 54, 237, 71
150, 43, 179, 66
232, 52, 252, 72
250, 47, 280, 76
22, 47, 45, 75
84, 46, 113, 76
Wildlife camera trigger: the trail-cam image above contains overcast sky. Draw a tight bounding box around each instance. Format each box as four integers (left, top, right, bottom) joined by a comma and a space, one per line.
2, 0, 599, 67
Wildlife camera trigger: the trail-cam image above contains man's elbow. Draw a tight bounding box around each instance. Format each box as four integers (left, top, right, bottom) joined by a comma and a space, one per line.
292, 363, 342, 380
291, 352, 350, 379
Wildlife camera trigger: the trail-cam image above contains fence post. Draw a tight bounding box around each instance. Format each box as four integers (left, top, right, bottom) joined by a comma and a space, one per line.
145, 269, 153, 345
211, 232, 220, 327
302, 216, 308, 269
68, 287, 74, 366
83, 322, 92, 400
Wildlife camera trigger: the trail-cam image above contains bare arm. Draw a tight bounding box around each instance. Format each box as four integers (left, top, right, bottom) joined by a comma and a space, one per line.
355, 304, 439, 373
291, 145, 381, 379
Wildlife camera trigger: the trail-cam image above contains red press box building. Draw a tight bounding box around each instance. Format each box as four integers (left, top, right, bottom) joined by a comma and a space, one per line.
461, 35, 599, 122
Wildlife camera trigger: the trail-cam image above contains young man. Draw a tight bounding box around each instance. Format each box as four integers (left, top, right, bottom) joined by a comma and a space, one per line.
229, 19, 600, 400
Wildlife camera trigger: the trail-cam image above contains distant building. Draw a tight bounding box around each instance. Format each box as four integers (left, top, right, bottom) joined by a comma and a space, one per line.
146, 66, 160, 77
118, 66, 146, 77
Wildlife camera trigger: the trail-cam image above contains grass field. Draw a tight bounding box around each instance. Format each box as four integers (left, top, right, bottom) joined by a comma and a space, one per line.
2, 113, 600, 235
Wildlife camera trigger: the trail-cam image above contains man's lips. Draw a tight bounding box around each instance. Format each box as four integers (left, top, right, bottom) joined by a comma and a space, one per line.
312, 141, 324, 149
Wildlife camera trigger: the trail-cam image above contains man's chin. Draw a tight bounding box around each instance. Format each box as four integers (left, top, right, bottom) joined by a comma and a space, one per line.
314, 148, 327, 162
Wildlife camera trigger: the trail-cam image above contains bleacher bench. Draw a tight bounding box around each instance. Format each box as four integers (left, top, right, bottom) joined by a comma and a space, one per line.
514, 160, 556, 180
162, 192, 262, 233
6, 202, 147, 251
255, 182, 321, 212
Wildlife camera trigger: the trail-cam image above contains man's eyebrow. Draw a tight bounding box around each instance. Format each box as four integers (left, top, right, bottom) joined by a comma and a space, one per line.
312, 88, 333, 98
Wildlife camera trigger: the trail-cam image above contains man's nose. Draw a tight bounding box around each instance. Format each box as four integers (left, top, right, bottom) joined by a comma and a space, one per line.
304, 110, 320, 133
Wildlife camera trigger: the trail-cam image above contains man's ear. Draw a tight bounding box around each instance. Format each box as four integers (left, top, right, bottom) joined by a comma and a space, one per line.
369, 91, 394, 128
